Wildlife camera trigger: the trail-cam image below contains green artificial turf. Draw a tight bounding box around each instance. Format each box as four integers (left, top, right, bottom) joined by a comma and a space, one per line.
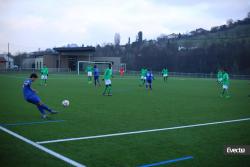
0, 73, 250, 167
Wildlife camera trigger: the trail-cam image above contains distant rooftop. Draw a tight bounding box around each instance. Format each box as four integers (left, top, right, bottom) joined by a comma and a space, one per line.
54, 46, 95, 53
0, 57, 7, 62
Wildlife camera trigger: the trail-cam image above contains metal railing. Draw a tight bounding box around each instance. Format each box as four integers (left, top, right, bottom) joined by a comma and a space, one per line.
125, 71, 250, 80
0, 68, 249, 80
0, 68, 71, 73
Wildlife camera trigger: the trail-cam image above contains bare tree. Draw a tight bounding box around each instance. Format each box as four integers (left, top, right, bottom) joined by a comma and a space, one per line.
114, 33, 121, 46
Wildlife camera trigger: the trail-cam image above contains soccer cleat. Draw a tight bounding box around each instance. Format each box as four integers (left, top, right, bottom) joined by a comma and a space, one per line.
50, 110, 58, 114
41, 114, 47, 119
225, 95, 231, 99
108, 94, 112, 96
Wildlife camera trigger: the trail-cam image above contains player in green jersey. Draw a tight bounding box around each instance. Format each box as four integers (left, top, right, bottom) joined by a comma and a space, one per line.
217, 69, 223, 84
102, 64, 112, 96
40, 64, 48, 86
221, 69, 230, 98
140, 68, 147, 86
85, 65, 93, 84
144, 68, 148, 80
162, 67, 168, 82
140, 68, 145, 86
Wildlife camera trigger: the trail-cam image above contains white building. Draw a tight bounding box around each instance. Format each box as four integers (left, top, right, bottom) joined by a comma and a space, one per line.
0, 54, 14, 69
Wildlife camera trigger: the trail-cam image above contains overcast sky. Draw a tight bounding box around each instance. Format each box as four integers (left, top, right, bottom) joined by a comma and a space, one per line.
0, 0, 249, 53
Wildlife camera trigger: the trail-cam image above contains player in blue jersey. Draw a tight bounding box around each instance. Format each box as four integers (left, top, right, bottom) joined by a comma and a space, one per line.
146, 70, 154, 90
23, 73, 57, 119
93, 65, 101, 87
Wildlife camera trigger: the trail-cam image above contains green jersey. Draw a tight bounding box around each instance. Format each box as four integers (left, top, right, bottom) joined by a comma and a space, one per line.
41, 67, 48, 75
217, 71, 223, 79
141, 69, 147, 77
222, 72, 229, 86
104, 68, 112, 80
162, 69, 168, 75
86, 66, 93, 72
143, 69, 148, 77
140, 69, 144, 76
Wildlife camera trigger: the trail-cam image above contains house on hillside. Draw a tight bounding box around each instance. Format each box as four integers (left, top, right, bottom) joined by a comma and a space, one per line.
190, 28, 208, 35
167, 33, 179, 39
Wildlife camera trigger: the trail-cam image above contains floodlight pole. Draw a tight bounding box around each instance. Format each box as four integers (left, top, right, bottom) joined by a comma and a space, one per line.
7, 42, 10, 69
58, 53, 61, 72
77, 61, 80, 75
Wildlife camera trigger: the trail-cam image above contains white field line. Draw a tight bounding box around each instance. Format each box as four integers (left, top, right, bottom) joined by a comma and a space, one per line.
0, 126, 86, 167
37, 117, 250, 145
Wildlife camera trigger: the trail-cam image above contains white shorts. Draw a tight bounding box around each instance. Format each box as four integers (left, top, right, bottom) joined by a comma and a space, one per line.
141, 76, 144, 79
41, 75, 47, 80
223, 85, 228, 89
163, 74, 168, 77
218, 78, 222, 82
87, 72, 92, 77
105, 79, 111, 85
143, 77, 146, 80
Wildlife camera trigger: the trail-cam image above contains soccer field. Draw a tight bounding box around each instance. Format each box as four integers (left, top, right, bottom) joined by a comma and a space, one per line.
0, 73, 250, 167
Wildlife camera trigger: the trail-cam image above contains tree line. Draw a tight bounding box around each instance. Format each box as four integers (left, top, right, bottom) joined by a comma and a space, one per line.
95, 16, 250, 74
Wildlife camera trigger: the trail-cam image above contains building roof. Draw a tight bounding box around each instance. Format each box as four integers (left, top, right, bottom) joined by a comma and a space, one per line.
53, 47, 95, 53
31, 51, 58, 57
0, 57, 7, 62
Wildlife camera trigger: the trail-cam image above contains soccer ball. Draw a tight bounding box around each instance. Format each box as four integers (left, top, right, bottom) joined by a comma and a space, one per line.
62, 100, 70, 107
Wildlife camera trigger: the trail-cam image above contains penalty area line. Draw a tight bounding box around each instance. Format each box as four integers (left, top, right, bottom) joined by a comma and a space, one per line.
0, 126, 86, 167
137, 156, 194, 167
1, 120, 65, 126
36, 117, 250, 144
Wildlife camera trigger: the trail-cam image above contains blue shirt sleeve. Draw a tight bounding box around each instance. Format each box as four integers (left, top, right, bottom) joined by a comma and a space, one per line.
23, 79, 31, 87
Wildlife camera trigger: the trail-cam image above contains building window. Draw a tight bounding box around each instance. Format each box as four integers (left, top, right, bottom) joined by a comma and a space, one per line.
40, 62, 42, 69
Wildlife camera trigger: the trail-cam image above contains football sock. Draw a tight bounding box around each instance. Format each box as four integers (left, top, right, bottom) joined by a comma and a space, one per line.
108, 85, 112, 94
41, 104, 52, 113
221, 89, 225, 96
37, 105, 46, 115
103, 86, 108, 94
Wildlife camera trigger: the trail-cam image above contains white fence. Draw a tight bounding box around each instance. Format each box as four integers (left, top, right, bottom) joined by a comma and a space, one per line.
0, 68, 71, 73
0, 68, 249, 80
125, 71, 250, 80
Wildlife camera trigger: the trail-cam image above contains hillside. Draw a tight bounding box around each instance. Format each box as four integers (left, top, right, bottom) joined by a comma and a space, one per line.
175, 19, 250, 48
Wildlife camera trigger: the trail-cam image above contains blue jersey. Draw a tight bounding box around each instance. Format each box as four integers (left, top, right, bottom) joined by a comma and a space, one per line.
93, 68, 99, 77
146, 72, 153, 81
23, 79, 35, 99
